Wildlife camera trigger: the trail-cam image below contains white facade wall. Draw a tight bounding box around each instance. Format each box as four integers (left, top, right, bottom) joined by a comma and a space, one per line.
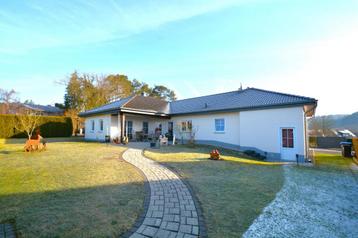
83, 106, 306, 160
85, 114, 170, 141
239, 106, 305, 158
171, 112, 241, 145
84, 115, 111, 141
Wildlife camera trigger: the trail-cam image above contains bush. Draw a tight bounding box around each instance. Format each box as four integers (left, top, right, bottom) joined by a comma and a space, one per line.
0, 114, 73, 138
309, 137, 317, 148
243, 150, 266, 160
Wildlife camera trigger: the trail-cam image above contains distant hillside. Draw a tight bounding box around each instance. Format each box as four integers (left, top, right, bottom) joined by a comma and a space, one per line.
335, 112, 358, 131
309, 112, 358, 133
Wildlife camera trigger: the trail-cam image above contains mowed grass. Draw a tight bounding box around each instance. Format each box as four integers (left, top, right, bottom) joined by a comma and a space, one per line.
0, 138, 145, 237
314, 152, 356, 170
144, 145, 285, 238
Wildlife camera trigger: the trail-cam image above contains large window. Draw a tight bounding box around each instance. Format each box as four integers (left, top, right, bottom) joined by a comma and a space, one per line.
91, 120, 95, 131
143, 122, 148, 134
282, 128, 294, 148
99, 119, 104, 131
215, 118, 225, 132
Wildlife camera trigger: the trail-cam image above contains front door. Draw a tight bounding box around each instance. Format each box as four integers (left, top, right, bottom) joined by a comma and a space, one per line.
280, 128, 296, 161
168, 122, 173, 140
125, 121, 133, 140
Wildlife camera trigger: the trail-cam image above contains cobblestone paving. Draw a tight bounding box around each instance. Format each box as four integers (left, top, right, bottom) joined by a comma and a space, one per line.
122, 146, 199, 238
0, 223, 15, 238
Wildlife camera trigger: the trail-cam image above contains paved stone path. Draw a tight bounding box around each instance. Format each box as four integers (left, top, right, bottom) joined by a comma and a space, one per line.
122, 146, 200, 238
0, 223, 15, 238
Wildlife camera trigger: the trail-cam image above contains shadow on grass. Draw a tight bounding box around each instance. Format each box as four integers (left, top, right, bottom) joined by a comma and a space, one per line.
0, 183, 145, 238
1, 137, 85, 145
147, 144, 287, 166
145, 156, 285, 237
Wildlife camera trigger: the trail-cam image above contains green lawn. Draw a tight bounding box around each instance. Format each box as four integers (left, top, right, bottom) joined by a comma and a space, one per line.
314, 152, 356, 170
0, 138, 145, 237
144, 145, 285, 238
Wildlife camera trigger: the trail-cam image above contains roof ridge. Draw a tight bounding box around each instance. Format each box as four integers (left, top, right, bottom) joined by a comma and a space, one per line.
248, 87, 317, 101
121, 94, 138, 108
83, 95, 134, 112
171, 88, 249, 103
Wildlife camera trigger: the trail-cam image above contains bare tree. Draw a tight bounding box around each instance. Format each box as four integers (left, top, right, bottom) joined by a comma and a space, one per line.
0, 88, 18, 114
14, 111, 42, 139
309, 116, 334, 137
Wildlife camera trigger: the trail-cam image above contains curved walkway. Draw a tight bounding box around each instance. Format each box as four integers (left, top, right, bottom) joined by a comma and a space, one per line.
122, 144, 200, 238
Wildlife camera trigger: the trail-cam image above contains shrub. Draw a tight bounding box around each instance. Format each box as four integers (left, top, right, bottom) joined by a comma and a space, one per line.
243, 150, 266, 160
309, 137, 317, 148
0, 114, 73, 138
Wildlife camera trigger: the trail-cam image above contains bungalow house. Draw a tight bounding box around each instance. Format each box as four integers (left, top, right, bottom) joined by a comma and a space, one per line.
79, 88, 317, 161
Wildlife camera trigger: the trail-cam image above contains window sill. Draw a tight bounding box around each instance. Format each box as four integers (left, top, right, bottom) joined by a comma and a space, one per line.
214, 131, 225, 134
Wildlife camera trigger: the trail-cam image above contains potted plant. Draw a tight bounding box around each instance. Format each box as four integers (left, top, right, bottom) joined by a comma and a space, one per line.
209, 149, 220, 160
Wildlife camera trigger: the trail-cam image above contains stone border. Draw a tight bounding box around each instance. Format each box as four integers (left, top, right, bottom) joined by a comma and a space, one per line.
118, 149, 151, 238
142, 149, 208, 238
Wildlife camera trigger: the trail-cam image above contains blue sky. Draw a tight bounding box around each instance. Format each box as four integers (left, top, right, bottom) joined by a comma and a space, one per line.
0, 0, 357, 115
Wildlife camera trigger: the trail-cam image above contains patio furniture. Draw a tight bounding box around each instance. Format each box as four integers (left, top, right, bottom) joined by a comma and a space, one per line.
135, 131, 143, 142
159, 135, 168, 146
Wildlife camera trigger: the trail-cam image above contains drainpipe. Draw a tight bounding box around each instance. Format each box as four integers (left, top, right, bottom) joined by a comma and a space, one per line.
304, 105, 317, 162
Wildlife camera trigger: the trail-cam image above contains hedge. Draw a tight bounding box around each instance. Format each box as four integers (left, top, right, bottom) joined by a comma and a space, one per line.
0, 114, 73, 138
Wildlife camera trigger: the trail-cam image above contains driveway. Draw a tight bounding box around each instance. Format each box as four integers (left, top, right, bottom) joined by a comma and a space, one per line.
311, 148, 341, 155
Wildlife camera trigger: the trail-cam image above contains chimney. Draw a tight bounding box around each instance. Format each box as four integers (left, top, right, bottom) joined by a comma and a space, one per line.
238, 83, 243, 91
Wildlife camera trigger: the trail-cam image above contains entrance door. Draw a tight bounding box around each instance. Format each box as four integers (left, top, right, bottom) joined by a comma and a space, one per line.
280, 128, 296, 161
168, 122, 173, 140
125, 121, 133, 140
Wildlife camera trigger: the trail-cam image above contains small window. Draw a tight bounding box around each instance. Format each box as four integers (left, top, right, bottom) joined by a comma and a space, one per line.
91, 120, 95, 131
187, 120, 192, 131
99, 119, 104, 131
181, 121, 187, 131
215, 119, 225, 132
282, 128, 294, 148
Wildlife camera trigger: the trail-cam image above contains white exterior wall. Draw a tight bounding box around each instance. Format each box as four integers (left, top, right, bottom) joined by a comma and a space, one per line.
83, 106, 306, 160
239, 106, 305, 157
171, 112, 241, 145
84, 115, 111, 141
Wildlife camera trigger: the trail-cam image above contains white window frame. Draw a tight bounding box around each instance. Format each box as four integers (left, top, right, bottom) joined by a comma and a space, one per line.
214, 118, 225, 133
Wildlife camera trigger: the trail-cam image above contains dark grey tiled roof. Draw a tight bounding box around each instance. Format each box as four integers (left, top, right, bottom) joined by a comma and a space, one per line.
123, 95, 170, 114
169, 88, 317, 115
78, 96, 134, 116
24, 104, 63, 113
79, 88, 317, 117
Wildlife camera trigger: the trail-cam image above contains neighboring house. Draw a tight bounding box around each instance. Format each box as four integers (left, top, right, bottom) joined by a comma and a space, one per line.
0, 103, 64, 115
331, 129, 356, 138
79, 88, 317, 161
22, 104, 64, 116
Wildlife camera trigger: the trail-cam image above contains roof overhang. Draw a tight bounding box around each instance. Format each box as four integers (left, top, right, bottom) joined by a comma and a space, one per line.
78, 107, 169, 118
170, 101, 318, 116
303, 101, 318, 117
